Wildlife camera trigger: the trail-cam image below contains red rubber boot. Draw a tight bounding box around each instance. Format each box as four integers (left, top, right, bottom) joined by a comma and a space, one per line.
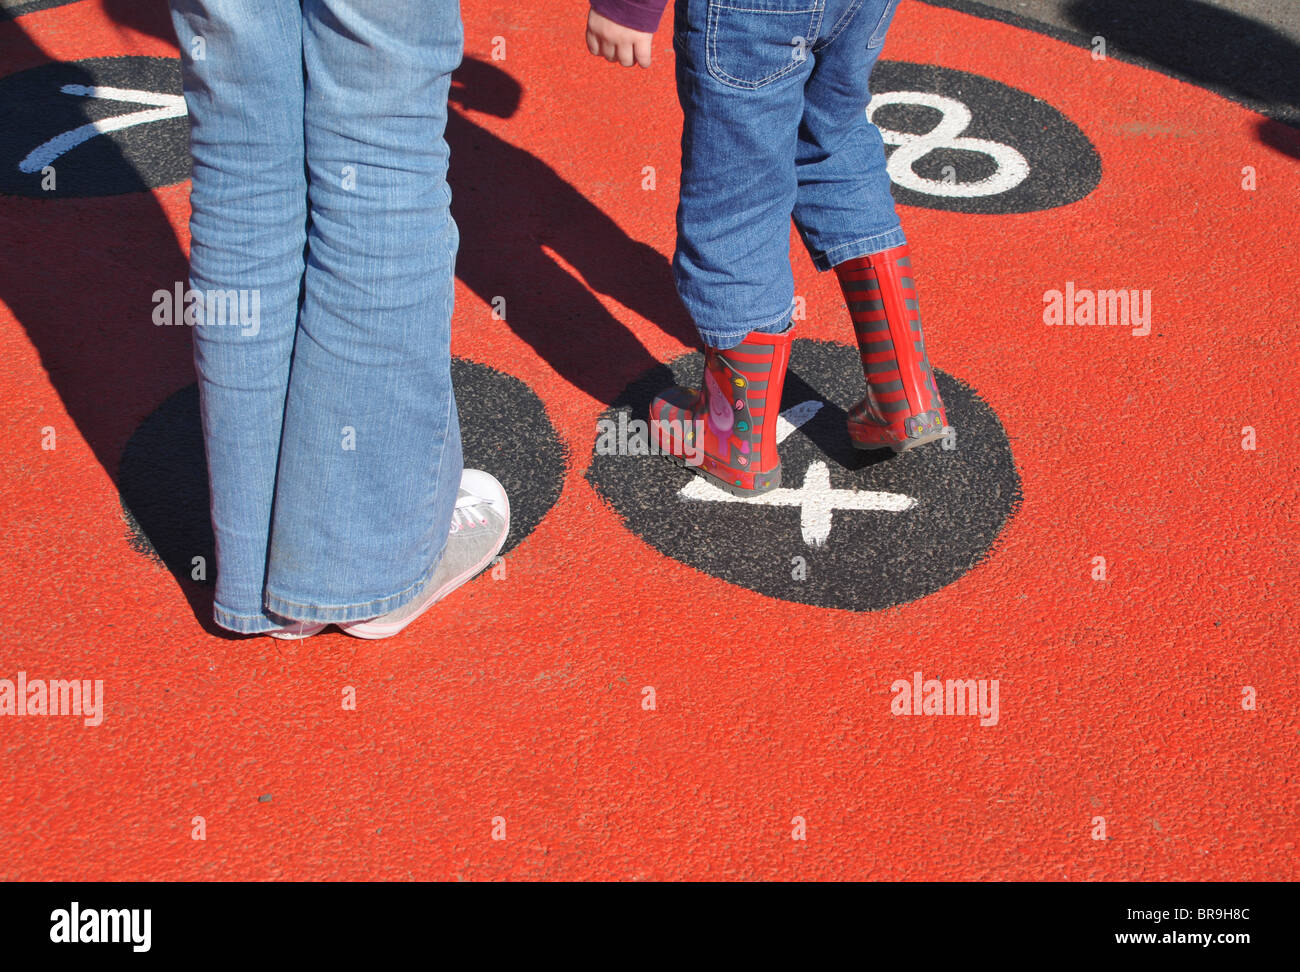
835, 244, 947, 452
650, 327, 793, 496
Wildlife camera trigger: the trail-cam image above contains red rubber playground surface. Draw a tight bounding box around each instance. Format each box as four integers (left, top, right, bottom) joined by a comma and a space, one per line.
0, 1, 1296, 880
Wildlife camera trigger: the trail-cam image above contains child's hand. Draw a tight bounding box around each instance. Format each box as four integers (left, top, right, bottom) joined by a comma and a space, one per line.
586, 9, 653, 68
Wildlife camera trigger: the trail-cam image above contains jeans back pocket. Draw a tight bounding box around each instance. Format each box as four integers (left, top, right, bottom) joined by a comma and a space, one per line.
705, 0, 826, 90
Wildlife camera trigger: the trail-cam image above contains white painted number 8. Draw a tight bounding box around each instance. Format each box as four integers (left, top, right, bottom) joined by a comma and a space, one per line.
866, 91, 1029, 197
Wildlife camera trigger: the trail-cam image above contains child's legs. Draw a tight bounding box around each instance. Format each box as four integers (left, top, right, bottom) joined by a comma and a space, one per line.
792, 0, 907, 269
672, 0, 816, 349
262, 0, 465, 623
169, 0, 307, 634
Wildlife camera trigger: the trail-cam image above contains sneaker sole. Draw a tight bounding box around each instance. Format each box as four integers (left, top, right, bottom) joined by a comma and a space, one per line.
267, 623, 329, 640
341, 493, 511, 640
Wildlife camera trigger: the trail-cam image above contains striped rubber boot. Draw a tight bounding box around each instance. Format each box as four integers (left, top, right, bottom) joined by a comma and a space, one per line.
649, 327, 793, 496
835, 244, 947, 452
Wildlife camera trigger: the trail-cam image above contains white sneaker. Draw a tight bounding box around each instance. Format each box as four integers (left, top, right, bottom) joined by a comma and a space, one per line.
339, 469, 510, 640
267, 621, 328, 640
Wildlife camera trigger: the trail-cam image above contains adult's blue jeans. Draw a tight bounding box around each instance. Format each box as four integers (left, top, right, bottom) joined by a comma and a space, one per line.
169, 0, 465, 633
673, 0, 908, 348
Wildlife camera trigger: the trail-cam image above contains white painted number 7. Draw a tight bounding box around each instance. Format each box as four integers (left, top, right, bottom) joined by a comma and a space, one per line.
19, 84, 187, 174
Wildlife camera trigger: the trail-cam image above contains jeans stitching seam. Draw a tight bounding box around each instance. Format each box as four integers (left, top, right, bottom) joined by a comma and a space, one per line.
213, 603, 277, 633
812, 0, 867, 51
867, 0, 902, 49
263, 563, 434, 618
818, 228, 907, 267
706, 1, 825, 90
698, 298, 796, 340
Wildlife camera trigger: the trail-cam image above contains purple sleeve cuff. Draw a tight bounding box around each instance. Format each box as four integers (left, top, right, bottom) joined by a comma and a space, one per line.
589, 0, 670, 34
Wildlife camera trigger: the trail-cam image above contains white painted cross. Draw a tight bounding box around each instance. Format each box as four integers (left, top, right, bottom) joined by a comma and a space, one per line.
677, 400, 916, 547
19, 85, 188, 174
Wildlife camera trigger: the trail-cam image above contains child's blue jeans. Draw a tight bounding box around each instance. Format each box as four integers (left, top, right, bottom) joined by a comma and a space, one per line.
673, 0, 908, 348
169, 0, 465, 633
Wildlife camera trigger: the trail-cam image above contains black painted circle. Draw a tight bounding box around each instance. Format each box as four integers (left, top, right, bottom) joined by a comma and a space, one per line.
0, 56, 188, 197
586, 340, 1021, 611
118, 358, 565, 583
870, 60, 1101, 214
2, 0, 81, 17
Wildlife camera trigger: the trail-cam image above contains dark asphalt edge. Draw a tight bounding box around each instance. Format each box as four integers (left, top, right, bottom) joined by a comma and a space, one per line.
916, 0, 1299, 128
0, 0, 66, 21
3, 0, 1296, 130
